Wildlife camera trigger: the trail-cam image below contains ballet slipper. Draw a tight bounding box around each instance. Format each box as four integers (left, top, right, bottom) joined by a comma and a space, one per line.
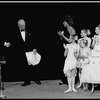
72, 88, 78, 92
76, 84, 82, 88
91, 84, 97, 94
64, 89, 72, 93
91, 84, 94, 94
83, 83, 88, 91
83, 87, 88, 91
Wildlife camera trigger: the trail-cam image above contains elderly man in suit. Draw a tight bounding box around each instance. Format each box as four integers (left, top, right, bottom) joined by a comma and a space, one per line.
17, 19, 41, 86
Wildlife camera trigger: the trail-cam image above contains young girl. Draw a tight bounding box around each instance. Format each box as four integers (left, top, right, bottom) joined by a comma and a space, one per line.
76, 29, 91, 90
77, 39, 91, 90
80, 25, 100, 93
79, 29, 91, 48
63, 36, 79, 93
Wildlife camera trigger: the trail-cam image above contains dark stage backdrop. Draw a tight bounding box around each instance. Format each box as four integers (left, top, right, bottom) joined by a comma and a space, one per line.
0, 3, 100, 82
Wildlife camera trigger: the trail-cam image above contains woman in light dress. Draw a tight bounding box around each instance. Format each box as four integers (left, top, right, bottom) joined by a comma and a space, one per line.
80, 25, 100, 93
76, 29, 92, 90
63, 36, 80, 93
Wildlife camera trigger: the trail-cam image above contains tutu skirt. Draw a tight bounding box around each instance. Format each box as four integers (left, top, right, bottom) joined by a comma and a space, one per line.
81, 57, 100, 83
63, 59, 77, 75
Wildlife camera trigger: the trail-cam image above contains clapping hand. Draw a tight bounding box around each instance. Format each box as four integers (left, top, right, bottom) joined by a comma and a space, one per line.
57, 31, 64, 36
33, 49, 37, 55
4, 42, 11, 48
63, 43, 66, 48
57, 31, 64, 39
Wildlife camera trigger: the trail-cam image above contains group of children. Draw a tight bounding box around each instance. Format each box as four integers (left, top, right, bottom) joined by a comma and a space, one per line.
58, 18, 100, 93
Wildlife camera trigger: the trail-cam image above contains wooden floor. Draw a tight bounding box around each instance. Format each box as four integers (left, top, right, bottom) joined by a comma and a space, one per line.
1, 80, 100, 99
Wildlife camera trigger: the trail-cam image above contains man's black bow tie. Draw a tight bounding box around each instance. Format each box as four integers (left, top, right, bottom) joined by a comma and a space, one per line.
20, 30, 25, 32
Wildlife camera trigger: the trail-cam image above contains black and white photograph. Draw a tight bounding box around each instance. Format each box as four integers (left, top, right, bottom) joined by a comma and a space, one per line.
0, 1, 100, 99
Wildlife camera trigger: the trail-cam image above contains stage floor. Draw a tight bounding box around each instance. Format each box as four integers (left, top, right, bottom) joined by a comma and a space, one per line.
1, 80, 100, 99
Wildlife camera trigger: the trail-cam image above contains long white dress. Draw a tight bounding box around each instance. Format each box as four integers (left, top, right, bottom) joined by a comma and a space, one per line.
63, 43, 80, 75
81, 35, 100, 83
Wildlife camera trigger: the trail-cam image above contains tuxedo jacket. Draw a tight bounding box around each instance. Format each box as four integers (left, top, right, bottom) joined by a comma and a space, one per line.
10, 29, 32, 52
2, 28, 33, 68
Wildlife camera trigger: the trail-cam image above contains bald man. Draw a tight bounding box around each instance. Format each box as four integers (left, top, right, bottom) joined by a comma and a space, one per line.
17, 19, 41, 86
18, 19, 26, 42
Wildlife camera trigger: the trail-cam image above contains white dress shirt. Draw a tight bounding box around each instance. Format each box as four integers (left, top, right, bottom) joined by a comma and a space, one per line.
21, 31, 25, 42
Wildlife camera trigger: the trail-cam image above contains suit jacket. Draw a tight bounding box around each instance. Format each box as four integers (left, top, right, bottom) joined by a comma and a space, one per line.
3, 28, 33, 68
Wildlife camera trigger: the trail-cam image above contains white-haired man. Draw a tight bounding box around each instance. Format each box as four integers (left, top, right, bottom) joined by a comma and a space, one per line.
17, 19, 41, 86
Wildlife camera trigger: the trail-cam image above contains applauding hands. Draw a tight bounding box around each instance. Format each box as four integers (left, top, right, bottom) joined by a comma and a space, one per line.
4, 42, 11, 48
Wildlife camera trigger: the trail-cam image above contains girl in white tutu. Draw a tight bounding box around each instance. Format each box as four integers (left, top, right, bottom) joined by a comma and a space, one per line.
76, 29, 91, 90
80, 25, 100, 93
78, 29, 91, 48
91, 25, 100, 57
76, 40, 91, 90
57, 16, 79, 91
63, 36, 80, 93
57, 16, 79, 86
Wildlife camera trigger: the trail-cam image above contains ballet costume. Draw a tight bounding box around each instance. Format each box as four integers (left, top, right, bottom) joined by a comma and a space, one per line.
81, 42, 100, 84
76, 46, 91, 88
63, 43, 80, 93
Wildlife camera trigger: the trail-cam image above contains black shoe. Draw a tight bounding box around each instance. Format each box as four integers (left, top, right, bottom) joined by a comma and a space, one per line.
34, 81, 41, 85
21, 82, 31, 86
59, 82, 64, 85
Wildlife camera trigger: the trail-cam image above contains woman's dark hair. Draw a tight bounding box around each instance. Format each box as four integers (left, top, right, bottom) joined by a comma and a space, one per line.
64, 15, 74, 26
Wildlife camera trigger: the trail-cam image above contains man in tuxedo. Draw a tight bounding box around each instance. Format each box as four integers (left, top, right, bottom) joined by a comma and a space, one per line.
17, 19, 41, 86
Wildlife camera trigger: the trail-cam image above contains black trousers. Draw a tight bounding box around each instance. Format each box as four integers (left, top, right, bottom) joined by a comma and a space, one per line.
23, 64, 41, 83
